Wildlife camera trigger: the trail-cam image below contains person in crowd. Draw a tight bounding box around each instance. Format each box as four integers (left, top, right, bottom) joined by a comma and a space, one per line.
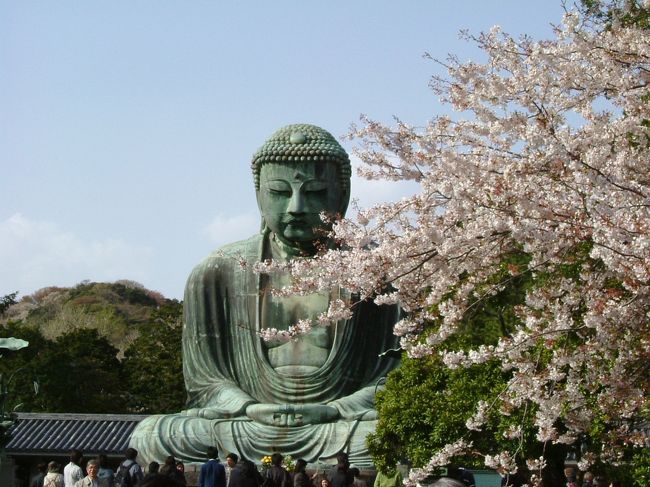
320, 479, 331, 487
349, 468, 366, 487
307, 468, 327, 487
97, 454, 114, 487
498, 468, 526, 487
117, 447, 144, 487
74, 459, 109, 487
456, 468, 475, 487
175, 461, 187, 486
230, 458, 266, 487
592, 475, 606, 487
307, 467, 325, 487
225, 453, 239, 487
373, 466, 401, 487
230, 459, 263, 487
328, 453, 353, 487
199, 446, 226, 487
64, 449, 84, 487
293, 459, 311, 487
565, 468, 579, 487
44, 462, 65, 487
159, 457, 175, 476
143, 462, 160, 482
31, 462, 48, 487
160, 456, 185, 485
139, 475, 182, 487
582, 472, 594, 487
265, 453, 291, 487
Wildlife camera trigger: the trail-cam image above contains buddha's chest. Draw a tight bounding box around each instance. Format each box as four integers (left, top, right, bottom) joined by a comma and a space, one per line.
260, 273, 334, 373
260, 273, 331, 326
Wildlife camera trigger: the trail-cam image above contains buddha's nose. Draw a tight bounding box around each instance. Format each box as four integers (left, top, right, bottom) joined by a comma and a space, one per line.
287, 191, 306, 214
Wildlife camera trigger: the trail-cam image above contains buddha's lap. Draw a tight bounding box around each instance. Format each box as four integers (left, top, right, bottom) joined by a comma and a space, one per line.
130, 412, 377, 466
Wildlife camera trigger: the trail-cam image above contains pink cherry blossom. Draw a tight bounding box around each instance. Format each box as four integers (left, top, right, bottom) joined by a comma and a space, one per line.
258, 2, 650, 479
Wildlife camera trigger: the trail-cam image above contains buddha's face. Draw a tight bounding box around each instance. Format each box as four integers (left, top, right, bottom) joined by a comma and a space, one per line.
258, 161, 344, 247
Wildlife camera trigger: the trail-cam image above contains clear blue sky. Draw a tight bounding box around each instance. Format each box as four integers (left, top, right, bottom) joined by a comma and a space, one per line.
1, 1, 565, 300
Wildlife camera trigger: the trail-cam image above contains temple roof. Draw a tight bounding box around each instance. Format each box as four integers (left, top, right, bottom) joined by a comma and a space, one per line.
5, 412, 148, 457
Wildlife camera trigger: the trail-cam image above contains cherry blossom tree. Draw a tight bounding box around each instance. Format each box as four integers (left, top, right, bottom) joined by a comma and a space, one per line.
260, 2, 650, 485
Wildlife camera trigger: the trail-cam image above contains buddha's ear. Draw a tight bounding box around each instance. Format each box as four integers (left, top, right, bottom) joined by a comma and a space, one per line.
259, 218, 268, 234
338, 187, 350, 218
255, 191, 267, 234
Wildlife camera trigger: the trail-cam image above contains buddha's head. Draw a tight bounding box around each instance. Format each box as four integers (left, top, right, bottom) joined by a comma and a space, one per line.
252, 124, 351, 250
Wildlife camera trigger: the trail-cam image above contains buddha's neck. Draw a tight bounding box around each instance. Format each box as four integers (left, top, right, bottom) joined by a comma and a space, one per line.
269, 233, 318, 260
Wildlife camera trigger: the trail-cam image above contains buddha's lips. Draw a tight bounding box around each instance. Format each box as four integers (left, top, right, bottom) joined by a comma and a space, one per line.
283, 213, 320, 224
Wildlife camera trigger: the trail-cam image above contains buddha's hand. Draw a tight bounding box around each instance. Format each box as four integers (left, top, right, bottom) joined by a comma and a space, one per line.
245, 403, 340, 427
180, 408, 232, 419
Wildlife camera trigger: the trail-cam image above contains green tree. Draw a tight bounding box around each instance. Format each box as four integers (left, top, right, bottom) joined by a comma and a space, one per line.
369, 253, 570, 485
0, 323, 48, 413
581, 0, 650, 28
0, 293, 18, 317
122, 300, 185, 413
37, 328, 126, 413
1, 285, 186, 415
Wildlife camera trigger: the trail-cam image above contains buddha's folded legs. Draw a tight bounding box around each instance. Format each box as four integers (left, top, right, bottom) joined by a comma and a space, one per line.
129, 413, 377, 467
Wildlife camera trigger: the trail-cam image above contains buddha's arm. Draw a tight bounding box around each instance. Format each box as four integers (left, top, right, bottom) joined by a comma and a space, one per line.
181, 382, 256, 419
182, 256, 257, 418
327, 385, 379, 420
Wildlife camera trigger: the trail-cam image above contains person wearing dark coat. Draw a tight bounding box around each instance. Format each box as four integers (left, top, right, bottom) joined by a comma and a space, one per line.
160, 456, 186, 486
328, 453, 353, 487
199, 447, 226, 487
293, 460, 311, 487
139, 475, 182, 487
230, 459, 264, 487
143, 462, 160, 483
264, 454, 291, 487
31, 463, 48, 487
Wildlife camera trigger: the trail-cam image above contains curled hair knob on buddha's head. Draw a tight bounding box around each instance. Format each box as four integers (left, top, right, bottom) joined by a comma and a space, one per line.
251, 123, 352, 193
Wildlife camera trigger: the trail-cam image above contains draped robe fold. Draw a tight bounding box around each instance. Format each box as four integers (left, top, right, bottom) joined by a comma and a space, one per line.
130, 233, 400, 466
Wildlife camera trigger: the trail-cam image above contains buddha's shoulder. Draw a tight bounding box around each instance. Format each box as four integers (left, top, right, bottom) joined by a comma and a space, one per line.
189, 234, 263, 276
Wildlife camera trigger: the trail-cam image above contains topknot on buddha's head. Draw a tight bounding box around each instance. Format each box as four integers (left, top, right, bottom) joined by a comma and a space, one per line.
251, 124, 351, 192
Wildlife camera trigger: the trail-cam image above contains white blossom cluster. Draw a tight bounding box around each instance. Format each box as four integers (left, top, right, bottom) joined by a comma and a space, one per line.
257, 319, 313, 343
406, 439, 472, 486
258, 4, 650, 478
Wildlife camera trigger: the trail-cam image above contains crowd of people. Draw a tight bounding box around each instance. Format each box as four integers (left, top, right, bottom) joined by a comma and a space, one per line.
27, 446, 628, 487
30, 447, 188, 487
197, 451, 367, 487
28, 447, 371, 487
563, 467, 623, 487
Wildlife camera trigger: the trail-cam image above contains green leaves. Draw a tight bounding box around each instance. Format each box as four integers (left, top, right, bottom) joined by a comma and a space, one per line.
0, 292, 18, 317
121, 300, 185, 413
0, 284, 184, 415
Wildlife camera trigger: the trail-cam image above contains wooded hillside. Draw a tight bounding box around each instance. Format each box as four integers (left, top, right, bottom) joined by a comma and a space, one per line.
0, 281, 184, 414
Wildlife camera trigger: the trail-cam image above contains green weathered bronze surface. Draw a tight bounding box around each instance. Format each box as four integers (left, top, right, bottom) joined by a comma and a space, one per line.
130, 124, 399, 466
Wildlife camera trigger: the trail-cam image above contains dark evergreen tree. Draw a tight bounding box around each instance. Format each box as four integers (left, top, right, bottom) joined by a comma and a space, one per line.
38, 328, 126, 413
122, 300, 185, 413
